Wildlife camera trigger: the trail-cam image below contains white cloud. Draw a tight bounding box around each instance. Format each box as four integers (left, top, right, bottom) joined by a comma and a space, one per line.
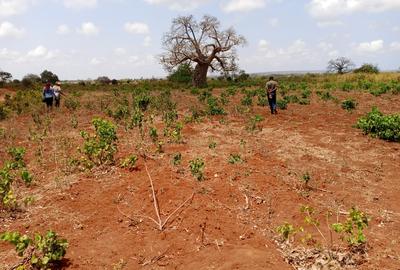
114, 48, 126, 55
390, 42, 400, 51
356, 39, 384, 53
317, 20, 344, 27
56, 24, 70, 35
27, 45, 47, 57
268, 18, 279, 27
222, 0, 265, 12
308, 0, 400, 19
64, 0, 97, 9
258, 39, 270, 50
77, 22, 99, 36
90, 57, 104, 65
0, 0, 31, 17
22, 45, 59, 62
0, 47, 20, 60
124, 22, 150, 34
143, 36, 152, 47
0, 21, 24, 38
144, 0, 209, 11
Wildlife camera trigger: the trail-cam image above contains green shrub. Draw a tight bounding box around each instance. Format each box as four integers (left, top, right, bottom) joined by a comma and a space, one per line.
339, 82, 354, 92
331, 208, 369, 246
189, 158, 205, 181
168, 63, 192, 83
134, 93, 151, 111
172, 153, 182, 166
0, 104, 10, 120
0, 230, 68, 269
64, 98, 80, 111
316, 90, 336, 101
354, 63, 379, 74
392, 83, 400, 95
206, 97, 225, 115
341, 99, 357, 111
283, 95, 300, 104
80, 118, 118, 166
241, 94, 253, 106
120, 155, 138, 170
356, 107, 400, 142
247, 115, 264, 131
277, 99, 288, 110
301, 88, 311, 99
228, 154, 243, 164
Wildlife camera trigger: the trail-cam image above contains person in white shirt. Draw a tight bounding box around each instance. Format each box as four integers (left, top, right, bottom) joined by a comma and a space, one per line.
53, 81, 64, 108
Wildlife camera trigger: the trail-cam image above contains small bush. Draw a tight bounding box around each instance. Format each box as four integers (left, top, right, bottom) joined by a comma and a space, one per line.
247, 115, 264, 131
341, 99, 357, 111
228, 154, 243, 164
172, 153, 182, 166
356, 107, 400, 142
189, 158, 205, 181
80, 118, 118, 166
120, 155, 138, 170
354, 63, 379, 74
0, 230, 68, 269
64, 98, 80, 111
277, 99, 288, 110
206, 97, 225, 115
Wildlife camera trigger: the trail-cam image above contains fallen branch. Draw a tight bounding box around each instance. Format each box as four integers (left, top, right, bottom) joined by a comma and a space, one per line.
118, 162, 194, 231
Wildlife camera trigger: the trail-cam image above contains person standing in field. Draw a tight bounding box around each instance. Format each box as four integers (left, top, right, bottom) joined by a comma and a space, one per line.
266, 76, 278, 114
42, 82, 55, 112
53, 81, 63, 108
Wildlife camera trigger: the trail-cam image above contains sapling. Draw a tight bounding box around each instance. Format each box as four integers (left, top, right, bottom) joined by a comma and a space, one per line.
189, 158, 205, 181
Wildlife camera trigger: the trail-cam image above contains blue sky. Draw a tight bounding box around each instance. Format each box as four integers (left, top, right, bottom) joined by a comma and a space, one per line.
0, 0, 399, 80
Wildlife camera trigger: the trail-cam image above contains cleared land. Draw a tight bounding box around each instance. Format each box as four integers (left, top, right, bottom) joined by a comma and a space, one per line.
1, 73, 400, 269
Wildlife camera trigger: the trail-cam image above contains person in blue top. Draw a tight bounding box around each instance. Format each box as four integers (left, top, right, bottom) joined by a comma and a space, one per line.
42, 82, 55, 111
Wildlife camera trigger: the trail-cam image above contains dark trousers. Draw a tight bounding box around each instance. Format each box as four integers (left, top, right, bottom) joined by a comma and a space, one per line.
55, 97, 60, 107
268, 93, 277, 114
45, 97, 53, 108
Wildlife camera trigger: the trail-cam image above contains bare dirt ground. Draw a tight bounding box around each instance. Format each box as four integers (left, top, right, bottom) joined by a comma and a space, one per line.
1, 89, 400, 269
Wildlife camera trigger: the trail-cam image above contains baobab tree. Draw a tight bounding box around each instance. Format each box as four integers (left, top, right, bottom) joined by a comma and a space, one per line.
161, 15, 246, 87
327, 57, 355, 74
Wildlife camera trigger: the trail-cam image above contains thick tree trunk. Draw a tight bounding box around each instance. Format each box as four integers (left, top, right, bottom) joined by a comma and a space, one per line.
192, 63, 209, 88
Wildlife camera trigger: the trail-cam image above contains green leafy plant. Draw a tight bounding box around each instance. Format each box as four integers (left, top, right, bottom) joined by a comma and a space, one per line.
8, 147, 26, 169
149, 127, 158, 143
0, 230, 68, 269
206, 96, 225, 115
120, 155, 138, 170
228, 154, 243, 164
172, 153, 182, 166
21, 170, 33, 185
341, 99, 357, 111
331, 208, 369, 246
356, 107, 400, 142
208, 141, 217, 149
316, 90, 337, 102
64, 98, 80, 111
301, 172, 311, 187
247, 114, 264, 132
276, 222, 300, 241
241, 94, 253, 106
80, 118, 118, 166
277, 99, 288, 110
189, 158, 205, 181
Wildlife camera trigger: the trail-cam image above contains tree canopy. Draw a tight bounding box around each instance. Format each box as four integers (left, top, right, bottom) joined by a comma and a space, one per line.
327, 57, 355, 74
161, 15, 246, 87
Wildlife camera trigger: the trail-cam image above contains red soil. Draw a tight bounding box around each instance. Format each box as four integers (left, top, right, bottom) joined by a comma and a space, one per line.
1, 89, 400, 269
